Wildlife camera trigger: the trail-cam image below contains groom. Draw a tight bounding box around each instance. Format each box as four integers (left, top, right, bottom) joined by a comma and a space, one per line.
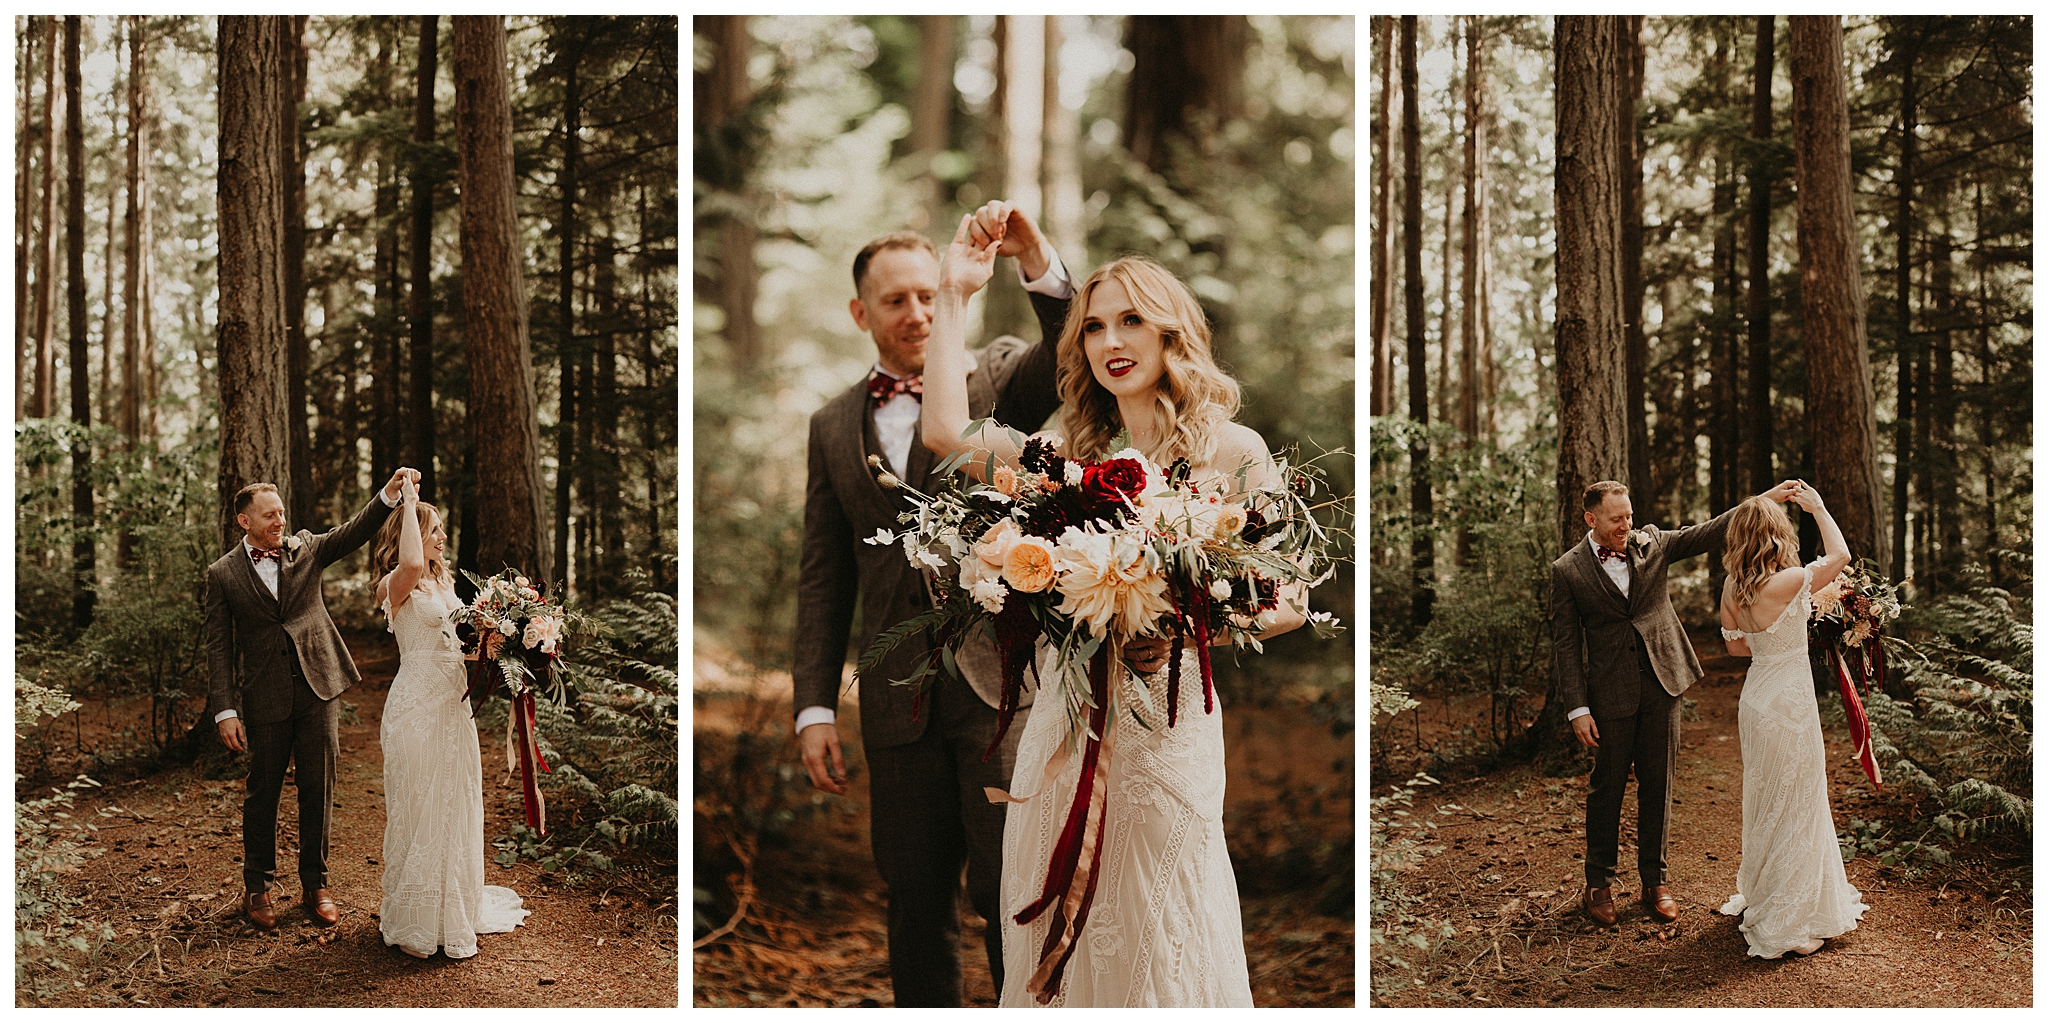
206, 468, 415, 930
791, 202, 1083, 1006
1551, 478, 1801, 926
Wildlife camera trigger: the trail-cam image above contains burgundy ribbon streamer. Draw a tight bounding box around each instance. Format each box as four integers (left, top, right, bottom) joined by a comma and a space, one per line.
1015, 646, 1114, 1003
984, 600, 1043, 762
1826, 643, 1883, 790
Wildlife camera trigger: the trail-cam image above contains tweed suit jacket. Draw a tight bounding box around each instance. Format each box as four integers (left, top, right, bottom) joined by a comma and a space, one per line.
205, 494, 396, 725
794, 289, 1068, 751
1548, 509, 1735, 721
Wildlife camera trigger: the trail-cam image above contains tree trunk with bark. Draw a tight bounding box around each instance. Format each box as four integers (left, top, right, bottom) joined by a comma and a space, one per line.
1121, 16, 1245, 178
1929, 219, 1959, 589
372, 36, 401, 483
1458, 17, 1486, 444
65, 16, 96, 629
1526, 15, 1629, 770
1619, 16, 1653, 518
454, 15, 552, 585
1745, 16, 1777, 494
1709, 32, 1740, 538
1789, 16, 1889, 577
14, 21, 34, 422
34, 16, 58, 419
216, 16, 293, 555
1400, 17, 1433, 627
592, 231, 623, 591
409, 15, 439, 501
554, 33, 582, 592
910, 16, 954, 232
283, 16, 313, 527
1042, 17, 1085, 267
1889, 35, 1917, 581
1369, 16, 1395, 419
696, 16, 758, 371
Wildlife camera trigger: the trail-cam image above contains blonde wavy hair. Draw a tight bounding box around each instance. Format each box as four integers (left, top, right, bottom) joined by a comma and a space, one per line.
372, 501, 450, 597
1055, 256, 1241, 466
1722, 496, 1800, 609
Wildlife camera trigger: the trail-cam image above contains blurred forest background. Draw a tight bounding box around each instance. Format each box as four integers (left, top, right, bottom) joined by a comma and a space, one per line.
1367, 15, 2030, 999
694, 15, 1355, 1007
15, 16, 679, 1003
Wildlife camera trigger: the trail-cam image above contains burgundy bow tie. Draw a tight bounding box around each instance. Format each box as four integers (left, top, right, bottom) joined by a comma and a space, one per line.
250, 545, 287, 564
1595, 544, 1628, 563
867, 370, 922, 406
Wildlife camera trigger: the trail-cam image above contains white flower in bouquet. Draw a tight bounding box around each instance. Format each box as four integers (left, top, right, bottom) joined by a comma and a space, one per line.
520, 586, 540, 600
1213, 504, 1247, 540
498, 619, 519, 636
968, 575, 1008, 613
1052, 527, 1172, 640
523, 614, 564, 653
1064, 461, 1085, 487
1209, 578, 1232, 601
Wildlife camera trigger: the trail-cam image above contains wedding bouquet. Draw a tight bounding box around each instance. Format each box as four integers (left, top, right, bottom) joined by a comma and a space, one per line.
447, 568, 603, 835
1807, 560, 1905, 789
861, 428, 1346, 753
860, 428, 1346, 997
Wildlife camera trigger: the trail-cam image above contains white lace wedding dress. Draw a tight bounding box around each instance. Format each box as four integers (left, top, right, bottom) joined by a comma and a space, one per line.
379, 584, 530, 958
999, 647, 1253, 1006
1717, 565, 1868, 958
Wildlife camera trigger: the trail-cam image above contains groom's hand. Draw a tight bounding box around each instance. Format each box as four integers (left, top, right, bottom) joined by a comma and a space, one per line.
800, 722, 847, 795
218, 717, 247, 753
1761, 479, 1803, 504
382, 466, 421, 504
969, 200, 1050, 283
1571, 715, 1599, 749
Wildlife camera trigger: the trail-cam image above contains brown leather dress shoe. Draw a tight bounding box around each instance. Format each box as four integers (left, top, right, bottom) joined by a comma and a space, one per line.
1583, 886, 1617, 926
305, 888, 339, 927
244, 891, 279, 930
1646, 885, 1679, 923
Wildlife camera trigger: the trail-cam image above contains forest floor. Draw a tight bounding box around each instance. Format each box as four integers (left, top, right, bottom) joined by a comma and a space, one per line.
15, 628, 680, 1008
1369, 627, 2033, 1008
693, 646, 1355, 1007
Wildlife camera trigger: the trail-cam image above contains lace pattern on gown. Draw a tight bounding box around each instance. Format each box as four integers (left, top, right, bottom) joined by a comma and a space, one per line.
379, 585, 529, 958
998, 648, 1252, 1006
1716, 566, 1868, 957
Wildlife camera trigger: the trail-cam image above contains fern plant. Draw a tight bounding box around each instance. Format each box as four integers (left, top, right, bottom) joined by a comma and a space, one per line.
1865, 583, 2032, 849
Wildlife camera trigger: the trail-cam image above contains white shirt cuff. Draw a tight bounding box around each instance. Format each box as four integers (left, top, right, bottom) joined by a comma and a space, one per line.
794, 706, 836, 734
1020, 245, 1073, 299
1567, 706, 1591, 722
215, 709, 239, 723
380, 486, 400, 507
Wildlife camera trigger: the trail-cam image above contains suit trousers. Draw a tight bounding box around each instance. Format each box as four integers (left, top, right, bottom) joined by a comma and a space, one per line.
242, 655, 340, 894
1584, 654, 1682, 890
863, 670, 1023, 1007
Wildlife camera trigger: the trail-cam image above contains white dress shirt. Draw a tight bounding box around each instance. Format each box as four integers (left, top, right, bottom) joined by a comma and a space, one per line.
216, 486, 401, 725
1569, 531, 1630, 723
796, 248, 1074, 736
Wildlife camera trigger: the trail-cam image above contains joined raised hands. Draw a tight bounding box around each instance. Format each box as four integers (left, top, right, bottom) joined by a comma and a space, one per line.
1788, 480, 1827, 514
941, 211, 1003, 298
383, 466, 422, 504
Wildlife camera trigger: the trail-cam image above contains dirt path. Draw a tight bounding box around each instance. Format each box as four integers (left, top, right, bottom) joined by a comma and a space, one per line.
1371, 629, 2032, 1007
18, 629, 679, 1008
694, 669, 1355, 1007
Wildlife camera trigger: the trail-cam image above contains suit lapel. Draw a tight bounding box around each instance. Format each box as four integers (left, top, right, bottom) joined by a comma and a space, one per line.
235, 545, 284, 619
1579, 539, 1629, 612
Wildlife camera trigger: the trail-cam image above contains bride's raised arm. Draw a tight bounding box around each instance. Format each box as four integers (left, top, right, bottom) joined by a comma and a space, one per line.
922, 213, 1026, 480
382, 480, 425, 613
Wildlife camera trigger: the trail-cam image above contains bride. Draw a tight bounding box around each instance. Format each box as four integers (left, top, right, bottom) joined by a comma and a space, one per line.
922, 215, 1304, 1006
1715, 481, 1868, 957
372, 478, 531, 958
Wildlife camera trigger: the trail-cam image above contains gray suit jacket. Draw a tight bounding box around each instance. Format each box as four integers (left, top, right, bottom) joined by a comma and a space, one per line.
793, 289, 1067, 750
1548, 509, 1735, 721
205, 495, 396, 725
